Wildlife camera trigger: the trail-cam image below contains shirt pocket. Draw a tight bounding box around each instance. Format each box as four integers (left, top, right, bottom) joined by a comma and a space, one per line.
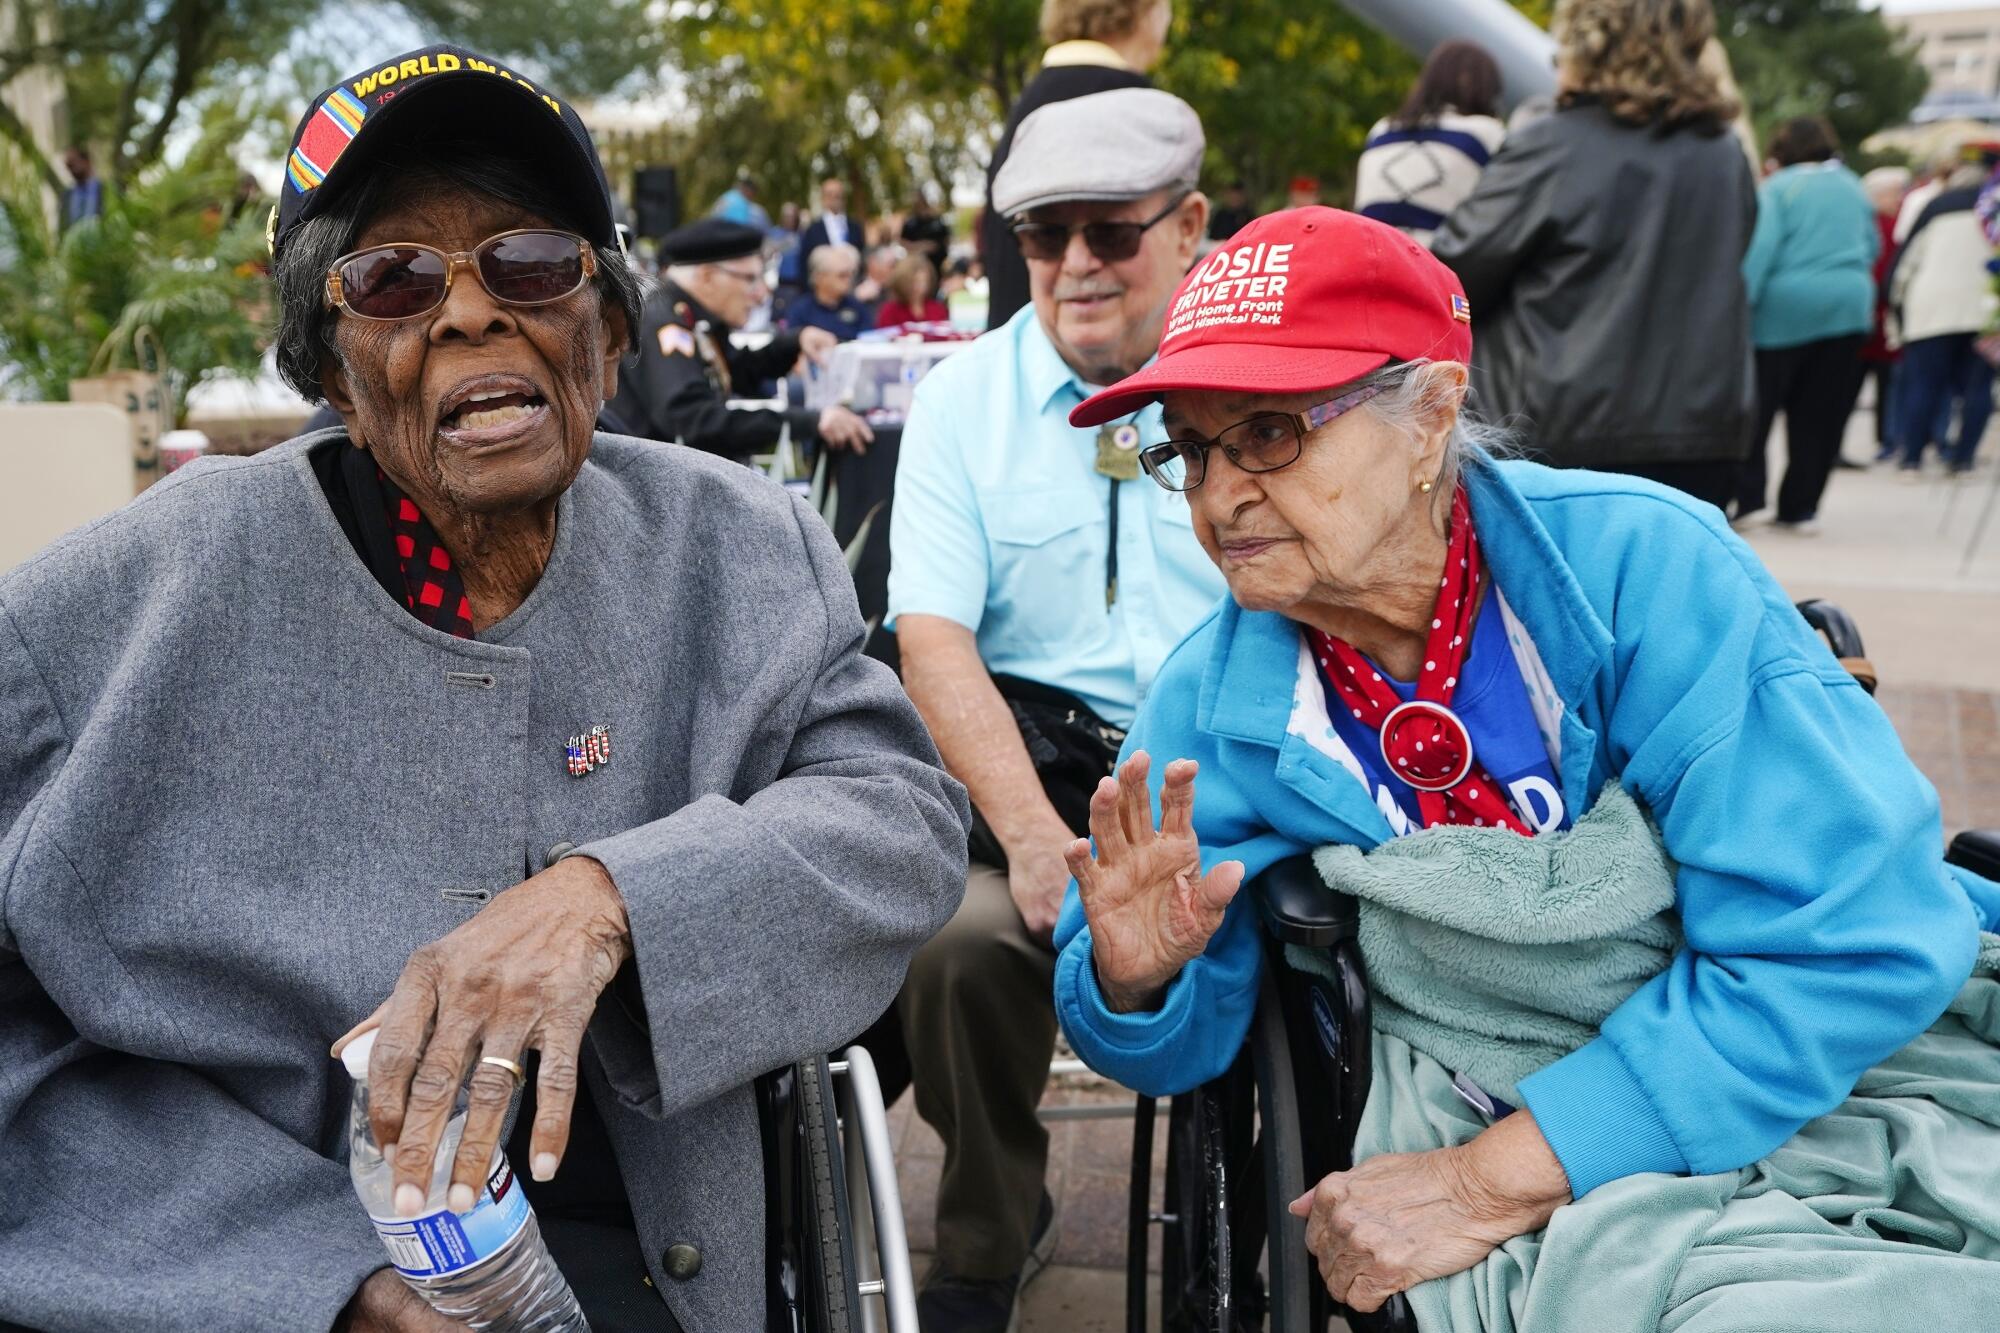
982, 485, 1106, 648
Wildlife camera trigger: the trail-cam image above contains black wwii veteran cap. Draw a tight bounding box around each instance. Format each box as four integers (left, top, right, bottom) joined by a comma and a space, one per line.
660, 218, 765, 265
268, 44, 619, 262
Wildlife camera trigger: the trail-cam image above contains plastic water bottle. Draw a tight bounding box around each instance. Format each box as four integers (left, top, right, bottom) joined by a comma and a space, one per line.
341, 1030, 590, 1331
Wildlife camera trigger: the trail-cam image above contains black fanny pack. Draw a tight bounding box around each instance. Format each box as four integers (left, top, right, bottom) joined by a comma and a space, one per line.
968, 673, 1127, 869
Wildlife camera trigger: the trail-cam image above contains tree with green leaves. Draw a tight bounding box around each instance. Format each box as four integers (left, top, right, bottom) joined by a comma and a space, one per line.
0, 0, 668, 192
1712, 0, 1929, 152
0, 108, 270, 416
1158, 0, 1419, 211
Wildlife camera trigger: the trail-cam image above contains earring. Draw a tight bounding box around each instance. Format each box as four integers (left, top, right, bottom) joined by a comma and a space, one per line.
1418, 478, 1435, 494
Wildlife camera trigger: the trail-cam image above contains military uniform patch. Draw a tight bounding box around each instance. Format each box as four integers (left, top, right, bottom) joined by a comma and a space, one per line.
657, 325, 695, 357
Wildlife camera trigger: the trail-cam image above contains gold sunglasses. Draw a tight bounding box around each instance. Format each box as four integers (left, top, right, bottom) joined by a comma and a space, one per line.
324, 228, 597, 321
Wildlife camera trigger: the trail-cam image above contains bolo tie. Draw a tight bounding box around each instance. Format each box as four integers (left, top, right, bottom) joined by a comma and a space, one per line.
1094, 422, 1143, 608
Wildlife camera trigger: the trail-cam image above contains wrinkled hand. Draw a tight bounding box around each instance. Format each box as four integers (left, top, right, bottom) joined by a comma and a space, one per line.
337, 1268, 460, 1331
1289, 1113, 1571, 1312
1062, 751, 1243, 1012
817, 404, 875, 453
796, 325, 839, 368
331, 856, 632, 1219
1000, 819, 1076, 944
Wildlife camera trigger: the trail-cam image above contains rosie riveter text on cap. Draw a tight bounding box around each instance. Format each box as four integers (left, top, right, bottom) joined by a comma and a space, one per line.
1164, 242, 1294, 347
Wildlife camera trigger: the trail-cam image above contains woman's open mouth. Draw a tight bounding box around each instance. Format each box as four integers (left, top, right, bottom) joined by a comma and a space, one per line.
436, 376, 552, 445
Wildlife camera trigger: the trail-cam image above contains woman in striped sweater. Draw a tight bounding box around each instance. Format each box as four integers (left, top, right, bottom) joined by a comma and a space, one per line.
1354, 41, 1507, 248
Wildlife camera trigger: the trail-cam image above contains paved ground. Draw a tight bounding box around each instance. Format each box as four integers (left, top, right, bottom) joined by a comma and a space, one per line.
889, 408, 1997, 1332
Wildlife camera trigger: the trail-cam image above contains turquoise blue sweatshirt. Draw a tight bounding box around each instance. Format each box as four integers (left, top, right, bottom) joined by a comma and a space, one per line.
1054, 459, 1999, 1199
1741, 161, 1880, 349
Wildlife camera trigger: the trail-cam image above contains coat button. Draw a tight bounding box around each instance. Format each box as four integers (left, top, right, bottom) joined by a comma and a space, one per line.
546, 841, 577, 866
662, 1243, 702, 1280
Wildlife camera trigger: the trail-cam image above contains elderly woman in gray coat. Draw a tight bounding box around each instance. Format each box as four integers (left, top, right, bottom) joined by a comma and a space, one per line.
0, 46, 968, 1333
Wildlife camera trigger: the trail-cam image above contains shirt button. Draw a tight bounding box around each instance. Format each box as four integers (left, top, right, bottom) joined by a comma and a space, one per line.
662, 1243, 702, 1280
545, 841, 577, 866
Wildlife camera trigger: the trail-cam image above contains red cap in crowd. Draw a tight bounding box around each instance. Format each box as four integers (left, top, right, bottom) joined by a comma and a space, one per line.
1070, 206, 1474, 428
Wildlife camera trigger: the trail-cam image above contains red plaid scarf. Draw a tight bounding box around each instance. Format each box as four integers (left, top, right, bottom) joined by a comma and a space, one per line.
377, 468, 475, 638
1309, 486, 1531, 836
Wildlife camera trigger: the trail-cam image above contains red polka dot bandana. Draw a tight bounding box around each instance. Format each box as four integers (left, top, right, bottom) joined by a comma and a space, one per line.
378, 468, 475, 638
1310, 486, 1531, 836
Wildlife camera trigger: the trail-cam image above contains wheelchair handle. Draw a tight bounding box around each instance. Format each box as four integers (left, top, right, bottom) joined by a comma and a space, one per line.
1254, 853, 1360, 947
1948, 830, 2000, 882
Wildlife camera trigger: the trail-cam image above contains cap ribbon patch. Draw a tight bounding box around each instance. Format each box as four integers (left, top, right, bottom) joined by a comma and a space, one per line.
287, 87, 366, 194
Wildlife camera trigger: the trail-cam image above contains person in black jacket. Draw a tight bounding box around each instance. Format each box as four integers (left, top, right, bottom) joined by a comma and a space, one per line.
1432, 0, 1755, 510
980, 0, 1167, 332
611, 218, 874, 459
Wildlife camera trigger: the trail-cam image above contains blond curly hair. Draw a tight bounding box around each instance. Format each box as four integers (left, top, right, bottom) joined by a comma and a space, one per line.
1553, 0, 1740, 131
1040, 0, 1163, 46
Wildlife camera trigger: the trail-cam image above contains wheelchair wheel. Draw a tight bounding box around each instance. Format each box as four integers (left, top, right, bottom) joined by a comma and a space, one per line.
798, 1055, 860, 1333
1159, 1079, 1236, 1332
1249, 962, 1315, 1331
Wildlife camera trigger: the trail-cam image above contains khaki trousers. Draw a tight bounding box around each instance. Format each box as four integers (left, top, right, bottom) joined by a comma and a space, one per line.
899, 861, 1058, 1279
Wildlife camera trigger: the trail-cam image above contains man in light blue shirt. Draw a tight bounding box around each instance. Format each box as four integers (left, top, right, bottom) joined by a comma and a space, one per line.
881, 87, 1227, 1332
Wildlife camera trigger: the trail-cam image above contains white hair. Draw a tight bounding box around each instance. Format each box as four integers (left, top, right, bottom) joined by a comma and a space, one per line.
1350, 359, 1517, 505
1862, 165, 1910, 197
809, 242, 861, 277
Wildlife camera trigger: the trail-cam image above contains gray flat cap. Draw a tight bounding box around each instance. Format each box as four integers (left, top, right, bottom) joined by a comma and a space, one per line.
992, 88, 1205, 218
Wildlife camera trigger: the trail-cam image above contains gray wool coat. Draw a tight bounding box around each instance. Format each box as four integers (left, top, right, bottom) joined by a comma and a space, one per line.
0, 431, 970, 1331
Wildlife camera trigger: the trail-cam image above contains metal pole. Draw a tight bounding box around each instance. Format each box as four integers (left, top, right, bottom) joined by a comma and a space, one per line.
1961, 464, 2000, 576
835, 1045, 922, 1333
1338, 0, 1558, 111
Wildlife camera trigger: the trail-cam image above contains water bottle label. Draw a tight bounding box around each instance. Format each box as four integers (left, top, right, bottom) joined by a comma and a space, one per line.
368, 1157, 531, 1277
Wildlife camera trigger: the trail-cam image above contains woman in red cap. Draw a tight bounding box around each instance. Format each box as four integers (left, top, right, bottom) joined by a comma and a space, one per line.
1051, 208, 1997, 1319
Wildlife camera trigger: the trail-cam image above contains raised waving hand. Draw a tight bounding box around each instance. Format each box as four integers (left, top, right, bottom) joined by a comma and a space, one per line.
1063, 751, 1245, 1012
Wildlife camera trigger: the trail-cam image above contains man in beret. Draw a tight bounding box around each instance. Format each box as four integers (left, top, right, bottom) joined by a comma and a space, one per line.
882, 87, 1224, 1332
613, 217, 874, 458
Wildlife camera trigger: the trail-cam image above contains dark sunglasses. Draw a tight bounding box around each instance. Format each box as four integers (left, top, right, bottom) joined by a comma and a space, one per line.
324, 228, 597, 321
1010, 192, 1191, 263
1139, 383, 1386, 492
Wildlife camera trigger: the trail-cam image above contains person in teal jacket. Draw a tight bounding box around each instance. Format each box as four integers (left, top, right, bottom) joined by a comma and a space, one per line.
1052, 207, 1998, 1316
1736, 116, 1880, 527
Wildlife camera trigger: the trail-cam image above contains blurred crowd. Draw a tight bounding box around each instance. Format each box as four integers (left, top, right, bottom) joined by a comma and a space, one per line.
704, 171, 988, 339
637, 0, 2000, 542
1354, 18, 1999, 533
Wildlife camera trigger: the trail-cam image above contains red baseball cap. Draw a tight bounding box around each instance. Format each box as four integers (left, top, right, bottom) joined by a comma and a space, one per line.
1069, 206, 1474, 428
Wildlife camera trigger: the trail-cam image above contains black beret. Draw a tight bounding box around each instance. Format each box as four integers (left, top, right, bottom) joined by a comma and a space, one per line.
660, 218, 765, 265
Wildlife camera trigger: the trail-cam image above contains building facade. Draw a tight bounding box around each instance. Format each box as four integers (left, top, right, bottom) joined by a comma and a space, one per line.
1897, 5, 2000, 101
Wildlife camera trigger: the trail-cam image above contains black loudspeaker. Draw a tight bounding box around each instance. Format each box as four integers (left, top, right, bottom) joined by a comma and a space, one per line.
632, 166, 680, 242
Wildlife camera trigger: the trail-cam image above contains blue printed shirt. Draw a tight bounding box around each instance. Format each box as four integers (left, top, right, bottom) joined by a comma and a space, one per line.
887, 307, 1228, 728
1325, 588, 1570, 837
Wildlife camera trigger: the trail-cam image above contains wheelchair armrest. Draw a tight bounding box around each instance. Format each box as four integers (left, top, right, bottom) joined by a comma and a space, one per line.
1253, 853, 1359, 948
1795, 598, 1876, 694
1948, 830, 2000, 881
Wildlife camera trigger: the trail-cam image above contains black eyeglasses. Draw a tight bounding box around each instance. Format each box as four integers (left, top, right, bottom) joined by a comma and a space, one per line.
1010, 192, 1191, 263
1138, 383, 1386, 492
709, 262, 768, 288
324, 228, 596, 321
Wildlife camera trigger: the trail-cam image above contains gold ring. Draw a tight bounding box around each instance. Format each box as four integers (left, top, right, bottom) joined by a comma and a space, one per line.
478, 1054, 527, 1087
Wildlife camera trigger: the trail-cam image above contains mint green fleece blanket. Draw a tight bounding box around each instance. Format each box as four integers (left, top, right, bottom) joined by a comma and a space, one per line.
1290, 786, 2000, 1332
